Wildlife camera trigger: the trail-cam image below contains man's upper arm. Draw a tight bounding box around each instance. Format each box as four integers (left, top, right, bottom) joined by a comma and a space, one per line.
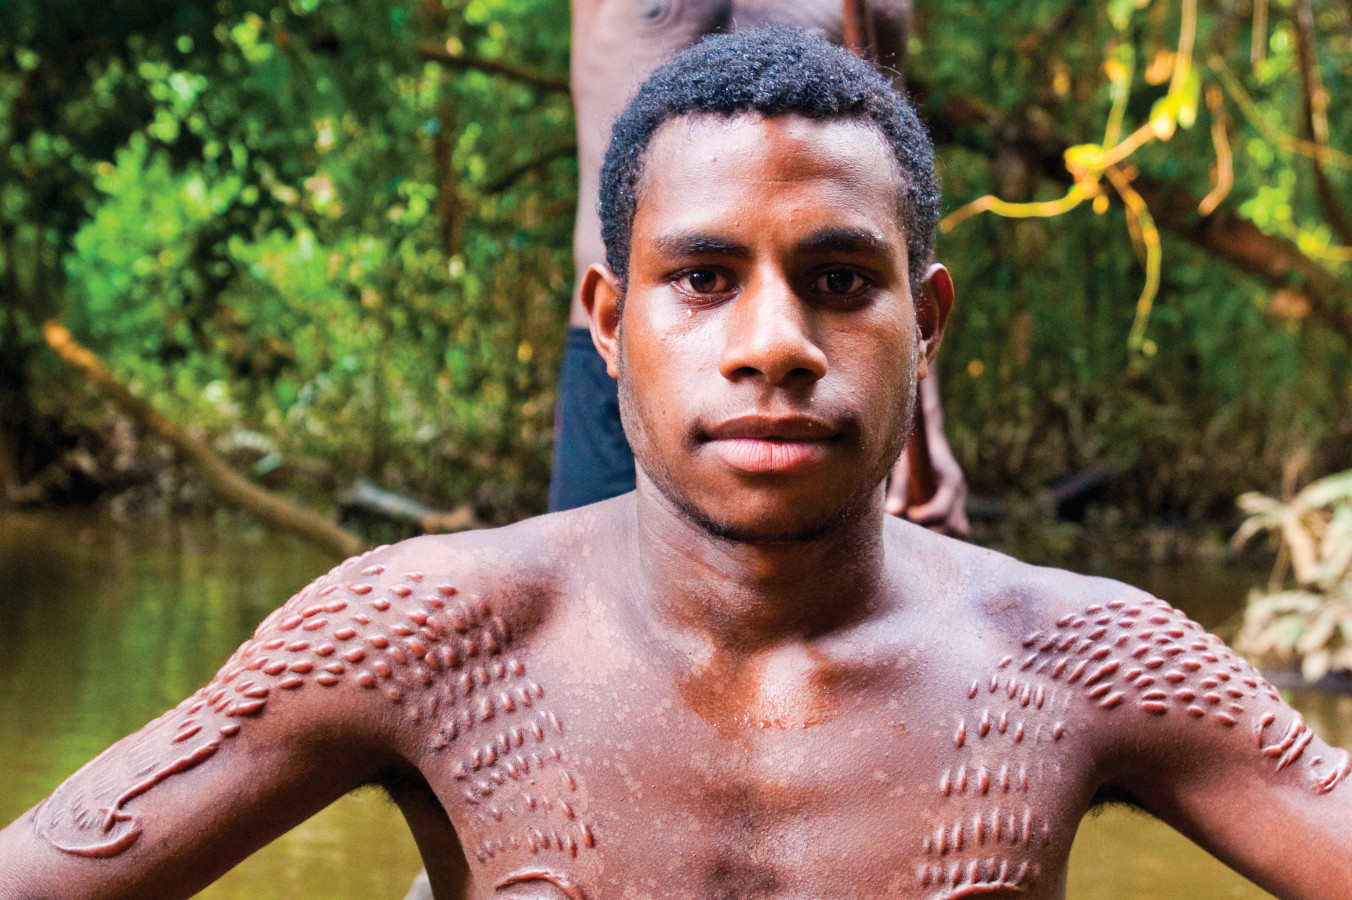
0, 544, 450, 899
1049, 592, 1352, 898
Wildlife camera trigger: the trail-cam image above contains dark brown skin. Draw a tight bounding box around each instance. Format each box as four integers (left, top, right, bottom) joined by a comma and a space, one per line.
3, 114, 1351, 900
568, 0, 968, 535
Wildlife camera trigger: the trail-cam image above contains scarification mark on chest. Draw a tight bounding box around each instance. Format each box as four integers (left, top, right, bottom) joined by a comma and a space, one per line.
917, 857, 1032, 897
918, 797, 1047, 894
918, 654, 1064, 895
632, 0, 735, 33
443, 666, 594, 865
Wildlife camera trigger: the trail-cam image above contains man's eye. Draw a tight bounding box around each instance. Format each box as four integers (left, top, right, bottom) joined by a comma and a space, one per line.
682, 269, 726, 293
815, 269, 866, 295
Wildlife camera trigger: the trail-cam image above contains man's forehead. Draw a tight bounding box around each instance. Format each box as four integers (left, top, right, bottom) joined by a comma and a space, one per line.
630, 112, 908, 256
637, 111, 901, 192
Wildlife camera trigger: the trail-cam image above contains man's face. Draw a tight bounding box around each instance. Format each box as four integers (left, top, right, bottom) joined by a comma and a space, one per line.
585, 112, 949, 542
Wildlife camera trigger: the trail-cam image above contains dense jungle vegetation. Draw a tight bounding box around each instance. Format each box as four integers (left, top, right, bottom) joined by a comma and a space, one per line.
1, 0, 1350, 538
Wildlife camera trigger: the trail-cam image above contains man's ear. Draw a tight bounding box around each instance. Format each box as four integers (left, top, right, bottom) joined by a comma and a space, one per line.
915, 263, 954, 381
581, 262, 624, 378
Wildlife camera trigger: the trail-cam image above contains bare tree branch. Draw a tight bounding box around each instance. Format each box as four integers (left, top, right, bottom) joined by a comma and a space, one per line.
481, 141, 577, 195
41, 320, 367, 560
920, 87, 1352, 350
1291, 0, 1352, 245
417, 44, 569, 93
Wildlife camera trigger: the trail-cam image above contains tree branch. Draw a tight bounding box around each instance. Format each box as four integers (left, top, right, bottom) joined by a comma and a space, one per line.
922, 88, 1352, 350
41, 320, 367, 560
480, 141, 577, 195
417, 44, 569, 93
339, 480, 478, 533
1129, 178, 1352, 347
1291, 0, 1352, 245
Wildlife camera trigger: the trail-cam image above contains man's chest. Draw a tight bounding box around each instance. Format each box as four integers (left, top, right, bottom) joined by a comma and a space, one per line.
419, 656, 1095, 899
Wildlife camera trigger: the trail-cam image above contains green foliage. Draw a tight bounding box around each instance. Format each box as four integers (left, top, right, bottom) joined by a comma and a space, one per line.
2, 0, 573, 519
917, 0, 1352, 514
1, 0, 1350, 527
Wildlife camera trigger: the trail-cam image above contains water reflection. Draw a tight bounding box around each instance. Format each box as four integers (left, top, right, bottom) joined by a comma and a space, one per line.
0, 510, 422, 899
0, 510, 1337, 898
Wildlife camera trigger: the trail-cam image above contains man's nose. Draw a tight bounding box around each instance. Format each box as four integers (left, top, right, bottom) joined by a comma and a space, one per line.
717, 274, 828, 386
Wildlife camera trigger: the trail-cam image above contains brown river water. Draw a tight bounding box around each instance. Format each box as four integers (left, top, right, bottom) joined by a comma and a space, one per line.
0, 509, 1345, 898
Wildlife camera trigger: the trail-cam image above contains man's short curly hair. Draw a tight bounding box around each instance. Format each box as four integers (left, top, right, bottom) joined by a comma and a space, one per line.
598, 26, 940, 296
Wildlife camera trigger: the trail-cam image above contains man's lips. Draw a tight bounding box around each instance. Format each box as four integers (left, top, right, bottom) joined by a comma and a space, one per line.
702, 415, 840, 474
704, 414, 838, 441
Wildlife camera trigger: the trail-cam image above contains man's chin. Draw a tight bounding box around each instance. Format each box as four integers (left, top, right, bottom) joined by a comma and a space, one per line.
666, 485, 875, 546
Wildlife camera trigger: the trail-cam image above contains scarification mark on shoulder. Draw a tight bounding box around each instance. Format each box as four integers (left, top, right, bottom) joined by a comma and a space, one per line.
921, 593, 1352, 894
1007, 595, 1350, 793
31, 545, 469, 858
299, 562, 600, 871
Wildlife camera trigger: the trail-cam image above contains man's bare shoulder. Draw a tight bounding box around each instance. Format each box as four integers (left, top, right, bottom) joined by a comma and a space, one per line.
895, 523, 1352, 788
888, 518, 1151, 642
322, 496, 630, 630
886, 520, 1252, 721
130, 501, 627, 759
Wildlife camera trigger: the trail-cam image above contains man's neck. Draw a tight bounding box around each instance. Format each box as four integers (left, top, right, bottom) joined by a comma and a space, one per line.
624, 482, 893, 655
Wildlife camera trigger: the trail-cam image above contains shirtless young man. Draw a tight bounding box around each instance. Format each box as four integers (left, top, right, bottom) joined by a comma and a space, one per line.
554, 0, 969, 535
2, 28, 1349, 900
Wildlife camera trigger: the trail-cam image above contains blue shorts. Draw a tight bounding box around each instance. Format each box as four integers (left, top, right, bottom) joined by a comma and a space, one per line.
547, 327, 636, 511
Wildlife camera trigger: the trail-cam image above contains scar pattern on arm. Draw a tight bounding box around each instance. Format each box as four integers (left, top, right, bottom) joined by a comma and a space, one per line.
31, 547, 596, 870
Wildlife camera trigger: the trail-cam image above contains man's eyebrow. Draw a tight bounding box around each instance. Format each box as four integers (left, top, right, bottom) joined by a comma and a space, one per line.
797, 227, 896, 257
651, 233, 752, 260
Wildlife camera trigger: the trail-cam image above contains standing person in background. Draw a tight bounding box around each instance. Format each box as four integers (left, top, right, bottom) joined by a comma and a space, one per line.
551, 0, 969, 536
